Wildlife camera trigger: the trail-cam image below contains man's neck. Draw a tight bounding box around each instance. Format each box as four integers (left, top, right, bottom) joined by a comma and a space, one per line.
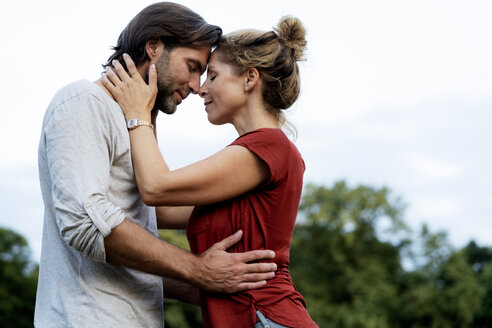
93, 61, 148, 101
94, 79, 115, 100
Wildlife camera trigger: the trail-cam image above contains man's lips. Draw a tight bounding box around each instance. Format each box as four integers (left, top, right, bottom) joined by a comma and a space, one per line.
179, 90, 188, 100
204, 99, 212, 107
175, 90, 189, 104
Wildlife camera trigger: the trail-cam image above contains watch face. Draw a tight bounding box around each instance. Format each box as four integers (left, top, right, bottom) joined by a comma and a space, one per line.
127, 119, 138, 129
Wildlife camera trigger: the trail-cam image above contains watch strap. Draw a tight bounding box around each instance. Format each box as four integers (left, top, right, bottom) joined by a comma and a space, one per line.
127, 118, 153, 130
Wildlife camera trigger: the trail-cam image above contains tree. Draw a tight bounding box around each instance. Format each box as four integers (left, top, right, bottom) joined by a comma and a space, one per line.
290, 181, 409, 328
290, 182, 484, 328
159, 229, 202, 328
463, 241, 492, 327
399, 251, 484, 327
0, 227, 38, 328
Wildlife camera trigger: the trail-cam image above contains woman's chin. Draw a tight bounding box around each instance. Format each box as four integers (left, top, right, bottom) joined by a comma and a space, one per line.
207, 116, 226, 126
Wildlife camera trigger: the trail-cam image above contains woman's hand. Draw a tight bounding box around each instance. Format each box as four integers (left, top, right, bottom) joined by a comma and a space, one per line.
102, 53, 157, 121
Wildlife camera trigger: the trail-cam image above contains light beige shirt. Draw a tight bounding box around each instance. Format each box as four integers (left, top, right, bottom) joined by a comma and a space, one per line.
35, 80, 163, 327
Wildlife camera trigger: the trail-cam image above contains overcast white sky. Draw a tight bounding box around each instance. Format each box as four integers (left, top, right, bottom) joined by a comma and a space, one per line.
1, 0, 491, 262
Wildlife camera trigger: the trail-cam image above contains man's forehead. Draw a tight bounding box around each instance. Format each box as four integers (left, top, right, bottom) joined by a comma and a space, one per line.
173, 45, 211, 72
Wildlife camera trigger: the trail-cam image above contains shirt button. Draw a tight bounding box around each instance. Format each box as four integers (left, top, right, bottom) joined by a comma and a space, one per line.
85, 202, 92, 209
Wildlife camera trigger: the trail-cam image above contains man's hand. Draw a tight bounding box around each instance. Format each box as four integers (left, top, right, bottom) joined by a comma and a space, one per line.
105, 220, 275, 293
194, 230, 277, 293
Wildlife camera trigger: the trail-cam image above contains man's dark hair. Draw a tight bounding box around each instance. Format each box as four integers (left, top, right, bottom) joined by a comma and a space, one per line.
103, 2, 222, 69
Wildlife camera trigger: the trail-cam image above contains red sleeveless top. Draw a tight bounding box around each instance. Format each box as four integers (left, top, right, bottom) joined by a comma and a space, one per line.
187, 128, 318, 328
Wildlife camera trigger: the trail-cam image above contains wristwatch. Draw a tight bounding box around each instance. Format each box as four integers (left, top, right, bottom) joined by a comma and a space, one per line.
127, 119, 153, 130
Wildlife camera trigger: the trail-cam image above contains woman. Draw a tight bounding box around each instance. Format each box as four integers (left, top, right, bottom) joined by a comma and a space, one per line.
103, 16, 317, 328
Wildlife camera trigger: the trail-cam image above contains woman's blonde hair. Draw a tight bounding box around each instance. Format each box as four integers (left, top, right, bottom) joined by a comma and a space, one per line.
215, 16, 307, 138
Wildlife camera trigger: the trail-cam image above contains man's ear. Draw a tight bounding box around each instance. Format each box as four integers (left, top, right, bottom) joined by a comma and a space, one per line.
145, 38, 164, 61
244, 67, 260, 90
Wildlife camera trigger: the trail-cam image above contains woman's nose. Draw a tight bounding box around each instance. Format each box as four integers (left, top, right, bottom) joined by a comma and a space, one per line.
198, 84, 207, 98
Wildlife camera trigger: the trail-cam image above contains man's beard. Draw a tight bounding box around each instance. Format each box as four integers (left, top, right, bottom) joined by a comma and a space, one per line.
152, 50, 179, 114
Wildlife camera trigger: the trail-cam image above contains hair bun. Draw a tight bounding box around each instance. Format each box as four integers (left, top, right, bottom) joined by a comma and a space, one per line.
274, 16, 307, 61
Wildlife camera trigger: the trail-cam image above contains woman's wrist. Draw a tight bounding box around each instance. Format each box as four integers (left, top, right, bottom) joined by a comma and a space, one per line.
151, 109, 159, 125
127, 118, 154, 131
124, 111, 151, 122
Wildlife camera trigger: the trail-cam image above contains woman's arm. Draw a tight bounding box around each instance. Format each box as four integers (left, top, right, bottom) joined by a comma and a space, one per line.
155, 206, 194, 229
163, 278, 200, 305
103, 54, 270, 207
128, 126, 268, 206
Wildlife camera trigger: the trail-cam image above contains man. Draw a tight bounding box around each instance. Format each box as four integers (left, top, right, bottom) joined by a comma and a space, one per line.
35, 2, 276, 327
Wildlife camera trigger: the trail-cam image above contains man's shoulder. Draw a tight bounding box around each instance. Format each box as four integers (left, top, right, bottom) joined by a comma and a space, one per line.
52, 79, 106, 106
48, 79, 120, 116
42, 79, 121, 128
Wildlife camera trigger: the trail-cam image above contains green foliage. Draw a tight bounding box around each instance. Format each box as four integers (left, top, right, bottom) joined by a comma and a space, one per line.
400, 251, 484, 328
3, 181, 492, 328
292, 182, 407, 328
163, 300, 202, 328
464, 242, 492, 327
291, 181, 486, 328
158, 229, 190, 251
0, 227, 38, 328
474, 263, 492, 327
158, 229, 202, 327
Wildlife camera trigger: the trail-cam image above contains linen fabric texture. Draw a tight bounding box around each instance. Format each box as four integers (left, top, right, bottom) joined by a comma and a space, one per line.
35, 80, 163, 327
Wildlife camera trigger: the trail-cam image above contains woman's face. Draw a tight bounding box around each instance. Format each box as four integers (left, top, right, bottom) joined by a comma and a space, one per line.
199, 51, 247, 125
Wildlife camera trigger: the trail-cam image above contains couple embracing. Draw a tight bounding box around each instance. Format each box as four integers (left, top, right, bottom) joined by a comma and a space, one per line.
35, 2, 317, 327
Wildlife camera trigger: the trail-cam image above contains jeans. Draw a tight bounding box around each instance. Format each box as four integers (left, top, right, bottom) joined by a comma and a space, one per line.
255, 310, 290, 328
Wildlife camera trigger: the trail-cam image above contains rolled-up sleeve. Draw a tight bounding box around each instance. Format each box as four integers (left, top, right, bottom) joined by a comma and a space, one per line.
43, 93, 125, 262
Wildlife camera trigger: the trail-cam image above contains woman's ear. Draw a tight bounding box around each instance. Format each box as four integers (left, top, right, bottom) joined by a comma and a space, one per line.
244, 67, 260, 91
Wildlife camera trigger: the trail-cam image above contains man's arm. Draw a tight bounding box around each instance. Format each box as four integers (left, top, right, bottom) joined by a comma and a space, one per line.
44, 92, 126, 262
43, 89, 275, 292
104, 219, 276, 293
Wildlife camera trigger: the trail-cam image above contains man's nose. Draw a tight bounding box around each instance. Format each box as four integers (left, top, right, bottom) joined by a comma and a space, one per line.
188, 75, 201, 94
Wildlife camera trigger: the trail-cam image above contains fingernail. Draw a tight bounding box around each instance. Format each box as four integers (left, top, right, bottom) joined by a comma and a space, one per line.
123, 53, 128, 58
270, 251, 275, 258
151, 64, 156, 70
112, 60, 117, 66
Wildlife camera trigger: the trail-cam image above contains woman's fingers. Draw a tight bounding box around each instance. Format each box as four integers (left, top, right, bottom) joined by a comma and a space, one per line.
111, 58, 132, 83
104, 65, 123, 87
101, 68, 121, 98
101, 53, 157, 116
148, 64, 158, 96
122, 53, 140, 80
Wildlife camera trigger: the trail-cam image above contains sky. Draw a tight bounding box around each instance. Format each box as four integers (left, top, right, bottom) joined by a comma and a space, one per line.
0, 0, 491, 262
